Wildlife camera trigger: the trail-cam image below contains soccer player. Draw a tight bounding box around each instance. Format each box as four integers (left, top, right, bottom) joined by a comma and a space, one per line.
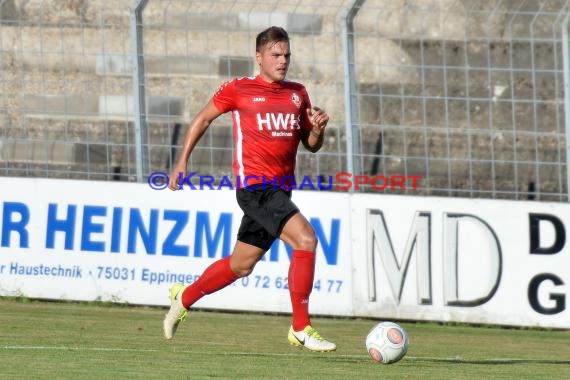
163, 26, 335, 352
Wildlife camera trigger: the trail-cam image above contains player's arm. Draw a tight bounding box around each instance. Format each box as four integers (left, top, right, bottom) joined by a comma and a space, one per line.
168, 99, 223, 190
301, 106, 329, 153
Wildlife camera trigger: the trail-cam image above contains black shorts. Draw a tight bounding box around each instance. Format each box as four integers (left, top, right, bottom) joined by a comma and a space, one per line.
236, 187, 299, 251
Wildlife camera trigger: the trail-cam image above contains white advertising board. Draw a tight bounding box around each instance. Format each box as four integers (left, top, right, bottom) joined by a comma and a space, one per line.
350, 193, 570, 328
0, 178, 353, 316
2, 177, 569, 328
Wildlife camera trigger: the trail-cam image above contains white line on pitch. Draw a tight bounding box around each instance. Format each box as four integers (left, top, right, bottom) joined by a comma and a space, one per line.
3, 345, 160, 353
2, 345, 352, 358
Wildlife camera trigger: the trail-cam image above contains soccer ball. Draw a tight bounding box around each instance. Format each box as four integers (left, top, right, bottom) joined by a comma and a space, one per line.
365, 321, 409, 364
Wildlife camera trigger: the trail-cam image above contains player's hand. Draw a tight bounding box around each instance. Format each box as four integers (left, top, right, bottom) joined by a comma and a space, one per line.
306, 106, 329, 134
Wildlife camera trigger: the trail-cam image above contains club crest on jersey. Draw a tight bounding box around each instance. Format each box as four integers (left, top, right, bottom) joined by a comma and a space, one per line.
291, 93, 301, 108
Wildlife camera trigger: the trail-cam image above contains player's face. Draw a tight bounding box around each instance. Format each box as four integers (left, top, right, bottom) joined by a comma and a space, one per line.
256, 41, 291, 83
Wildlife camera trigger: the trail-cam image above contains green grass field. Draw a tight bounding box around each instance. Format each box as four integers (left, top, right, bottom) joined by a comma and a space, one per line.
1, 297, 569, 379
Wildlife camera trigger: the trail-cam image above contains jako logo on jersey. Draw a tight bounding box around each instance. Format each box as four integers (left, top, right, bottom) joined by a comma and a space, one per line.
253, 97, 266, 102
256, 113, 300, 131
291, 93, 301, 108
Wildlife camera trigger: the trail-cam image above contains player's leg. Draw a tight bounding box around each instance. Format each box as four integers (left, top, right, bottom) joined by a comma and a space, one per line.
163, 241, 265, 340
280, 212, 336, 352
181, 240, 265, 307
280, 212, 317, 330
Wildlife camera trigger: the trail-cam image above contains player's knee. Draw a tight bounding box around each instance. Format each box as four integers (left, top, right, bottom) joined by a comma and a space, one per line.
296, 231, 318, 251
242, 267, 256, 277
234, 267, 253, 278
232, 261, 257, 277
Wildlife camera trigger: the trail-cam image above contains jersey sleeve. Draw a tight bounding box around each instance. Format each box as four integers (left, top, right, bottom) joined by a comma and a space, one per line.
212, 79, 237, 113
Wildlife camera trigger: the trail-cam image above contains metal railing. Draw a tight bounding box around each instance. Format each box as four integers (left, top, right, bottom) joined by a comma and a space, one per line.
1, 0, 569, 201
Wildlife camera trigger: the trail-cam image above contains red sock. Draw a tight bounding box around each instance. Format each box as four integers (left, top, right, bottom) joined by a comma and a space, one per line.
181, 256, 238, 309
288, 249, 316, 331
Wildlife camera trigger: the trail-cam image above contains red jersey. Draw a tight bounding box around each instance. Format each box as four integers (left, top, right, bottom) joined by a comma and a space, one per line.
212, 76, 313, 187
